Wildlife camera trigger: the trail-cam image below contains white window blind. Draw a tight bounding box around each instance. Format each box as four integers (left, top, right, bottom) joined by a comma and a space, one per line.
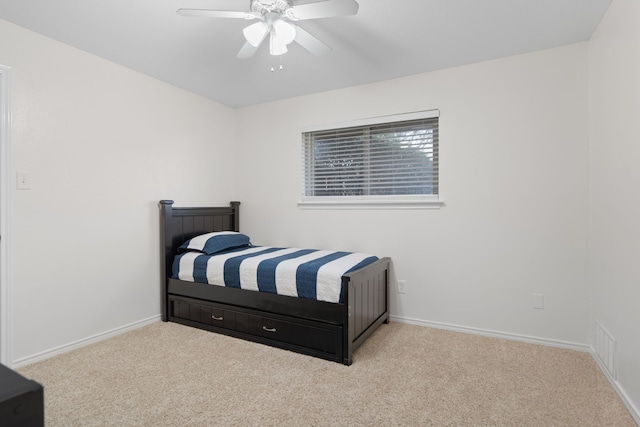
301, 111, 439, 205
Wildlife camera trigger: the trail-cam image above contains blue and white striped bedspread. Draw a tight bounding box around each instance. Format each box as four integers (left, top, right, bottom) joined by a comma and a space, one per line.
172, 246, 379, 303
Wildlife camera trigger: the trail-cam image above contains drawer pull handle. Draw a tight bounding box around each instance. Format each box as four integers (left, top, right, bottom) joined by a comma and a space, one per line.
212, 315, 223, 321
262, 326, 277, 333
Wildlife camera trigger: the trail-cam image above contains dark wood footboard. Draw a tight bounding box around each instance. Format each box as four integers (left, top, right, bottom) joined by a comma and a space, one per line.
343, 257, 390, 365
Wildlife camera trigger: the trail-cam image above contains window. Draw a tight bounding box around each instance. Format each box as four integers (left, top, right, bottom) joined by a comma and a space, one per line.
300, 110, 440, 208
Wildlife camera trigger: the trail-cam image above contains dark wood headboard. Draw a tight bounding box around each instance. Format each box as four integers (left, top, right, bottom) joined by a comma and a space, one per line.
159, 200, 240, 320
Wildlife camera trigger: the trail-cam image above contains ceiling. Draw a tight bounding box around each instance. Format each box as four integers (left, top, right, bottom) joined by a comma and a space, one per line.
0, 0, 611, 108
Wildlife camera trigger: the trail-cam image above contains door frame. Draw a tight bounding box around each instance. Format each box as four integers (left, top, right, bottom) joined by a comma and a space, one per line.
0, 64, 13, 366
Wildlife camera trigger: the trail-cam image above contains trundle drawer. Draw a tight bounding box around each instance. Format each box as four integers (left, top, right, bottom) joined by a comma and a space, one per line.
169, 296, 343, 361
171, 298, 236, 330
234, 314, 293, 343
233, 312, 342, 358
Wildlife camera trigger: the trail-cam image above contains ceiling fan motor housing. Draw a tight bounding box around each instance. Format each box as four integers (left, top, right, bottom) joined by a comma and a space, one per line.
251, 0, 296, 20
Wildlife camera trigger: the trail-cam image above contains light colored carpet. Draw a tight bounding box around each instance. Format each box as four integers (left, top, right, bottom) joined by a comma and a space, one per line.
18, 321, 636, 426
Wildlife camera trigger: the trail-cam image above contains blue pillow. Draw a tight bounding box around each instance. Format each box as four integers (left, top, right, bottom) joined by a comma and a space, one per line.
178, 231, 251, 255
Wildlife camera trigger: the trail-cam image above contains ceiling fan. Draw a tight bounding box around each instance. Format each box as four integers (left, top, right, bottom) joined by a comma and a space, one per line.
177, 0, 359, 58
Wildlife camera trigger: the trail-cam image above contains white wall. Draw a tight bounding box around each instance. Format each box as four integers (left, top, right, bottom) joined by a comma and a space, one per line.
0, 19, 237, 363
3, 5, 638, 417
236, 43, 590, 346
588, 0, 640, 417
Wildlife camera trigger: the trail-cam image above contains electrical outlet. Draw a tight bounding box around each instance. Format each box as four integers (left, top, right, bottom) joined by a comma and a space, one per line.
397, 280, 406, 294
532, 293, 544, 309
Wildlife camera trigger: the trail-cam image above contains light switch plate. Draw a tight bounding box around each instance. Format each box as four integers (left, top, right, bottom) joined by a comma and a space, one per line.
16, 172, 31, 190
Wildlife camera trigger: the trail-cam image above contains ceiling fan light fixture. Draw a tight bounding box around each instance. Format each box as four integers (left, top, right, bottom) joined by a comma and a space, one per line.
273, 19, 296, 45
269, 33, 288, 55
243, 22, 269, 47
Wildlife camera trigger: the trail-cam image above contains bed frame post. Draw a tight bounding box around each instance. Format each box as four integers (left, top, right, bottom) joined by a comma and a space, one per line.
230, 201, 240, 232
159, 200, 175, 322
343, 277, 354, 365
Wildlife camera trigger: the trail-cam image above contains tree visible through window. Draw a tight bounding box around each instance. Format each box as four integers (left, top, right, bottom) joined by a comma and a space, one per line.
302, 112, 439, 201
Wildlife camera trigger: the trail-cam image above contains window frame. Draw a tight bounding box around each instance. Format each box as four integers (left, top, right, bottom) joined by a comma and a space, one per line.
299, 109, 443, 210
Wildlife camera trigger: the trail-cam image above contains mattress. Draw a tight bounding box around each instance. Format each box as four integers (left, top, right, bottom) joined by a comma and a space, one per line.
173, 246, 378, 303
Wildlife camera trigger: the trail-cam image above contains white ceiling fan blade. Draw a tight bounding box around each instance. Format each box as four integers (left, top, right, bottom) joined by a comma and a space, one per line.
177, 8, 253, 19
237, 41, 260, 59
293, 25, 331, 56
290, 0, 359, 20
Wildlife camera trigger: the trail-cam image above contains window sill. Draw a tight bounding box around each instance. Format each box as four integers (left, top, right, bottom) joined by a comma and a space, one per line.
297, 198, 444, 210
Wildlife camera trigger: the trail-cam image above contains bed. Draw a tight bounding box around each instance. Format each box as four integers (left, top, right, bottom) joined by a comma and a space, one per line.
160, 200, 390, 365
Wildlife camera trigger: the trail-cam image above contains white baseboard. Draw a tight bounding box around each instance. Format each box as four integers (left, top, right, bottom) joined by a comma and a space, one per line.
590, 344, 640, 426
390, 315, 590, 352
11, 315, 161, 368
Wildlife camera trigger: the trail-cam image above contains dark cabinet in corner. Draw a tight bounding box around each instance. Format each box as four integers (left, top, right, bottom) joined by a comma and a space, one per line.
0, 364, 44, 427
